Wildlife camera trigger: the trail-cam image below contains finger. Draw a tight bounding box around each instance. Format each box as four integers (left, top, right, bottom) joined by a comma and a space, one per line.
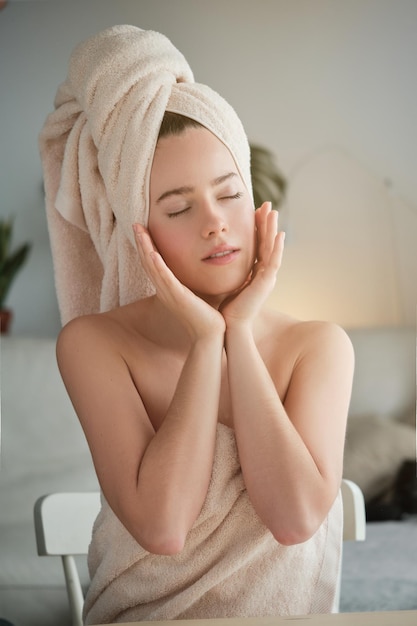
256, 201, 271, 242
132, 224, 164, 288
132, 224, 148, 256
254, 203, 268, 263
256, 203, 277, 266
252, 226, 284, 287
269, 229, 285, 273
264, 208, 279, 260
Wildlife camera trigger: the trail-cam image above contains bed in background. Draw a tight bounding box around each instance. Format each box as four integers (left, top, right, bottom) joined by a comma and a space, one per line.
341, 326, 417, 612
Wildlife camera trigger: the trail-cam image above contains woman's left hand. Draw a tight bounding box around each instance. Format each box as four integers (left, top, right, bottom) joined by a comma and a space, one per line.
220, 202, 285, 328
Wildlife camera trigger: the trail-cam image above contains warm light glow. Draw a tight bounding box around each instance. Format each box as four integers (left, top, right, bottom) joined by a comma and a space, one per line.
267, 147, 417, 328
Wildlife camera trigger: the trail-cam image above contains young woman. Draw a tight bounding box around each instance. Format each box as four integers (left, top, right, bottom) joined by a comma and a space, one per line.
40, 26, 354, 624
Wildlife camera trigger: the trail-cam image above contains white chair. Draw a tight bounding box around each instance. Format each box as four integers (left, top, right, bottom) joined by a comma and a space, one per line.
34, 480, 366, 626
341, 478, 366, 541
334, 479, 366, 611
34, 491, 101, 626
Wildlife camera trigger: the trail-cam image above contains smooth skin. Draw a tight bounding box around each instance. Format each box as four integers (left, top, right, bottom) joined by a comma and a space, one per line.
57, 127, 354, 556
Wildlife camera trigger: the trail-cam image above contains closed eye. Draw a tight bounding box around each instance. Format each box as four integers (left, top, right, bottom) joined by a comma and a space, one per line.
167, 207, 191, 218
168, 192, 243, 217
221, 192, 243, 201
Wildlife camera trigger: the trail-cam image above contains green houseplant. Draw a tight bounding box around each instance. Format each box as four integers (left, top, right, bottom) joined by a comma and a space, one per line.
0, 218, 31, 333
250, 143, 287, 212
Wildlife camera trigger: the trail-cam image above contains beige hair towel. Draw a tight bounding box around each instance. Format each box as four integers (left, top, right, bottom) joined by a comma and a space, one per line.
39, 25, 253, 324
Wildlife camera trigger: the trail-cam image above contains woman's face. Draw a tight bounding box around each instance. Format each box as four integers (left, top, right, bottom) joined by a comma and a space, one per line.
148, 126, 256, 306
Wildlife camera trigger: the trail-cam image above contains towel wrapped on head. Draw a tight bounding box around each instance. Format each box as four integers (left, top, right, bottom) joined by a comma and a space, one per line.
39, 24, 253, 324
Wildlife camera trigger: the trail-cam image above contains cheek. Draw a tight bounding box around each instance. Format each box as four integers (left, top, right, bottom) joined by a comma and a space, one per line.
240, 211, 257, 256
149, 224, 186, 270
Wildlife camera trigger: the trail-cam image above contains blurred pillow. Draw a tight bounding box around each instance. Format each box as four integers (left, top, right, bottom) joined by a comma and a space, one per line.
343, 414, 416, 501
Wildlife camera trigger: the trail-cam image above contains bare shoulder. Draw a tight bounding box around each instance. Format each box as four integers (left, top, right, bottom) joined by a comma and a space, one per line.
262, 312, 355, 424
57, 312, 116, 361
299, 321, 355, 376
292, 318, 353, 357
56, 300, 148, 368
261, 310, 354, 366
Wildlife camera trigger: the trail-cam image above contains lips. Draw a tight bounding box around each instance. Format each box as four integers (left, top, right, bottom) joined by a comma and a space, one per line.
202, 245, 240, 264
205, 250, 235, 259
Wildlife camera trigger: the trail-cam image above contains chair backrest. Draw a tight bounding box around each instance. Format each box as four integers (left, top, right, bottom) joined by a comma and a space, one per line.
34, 492, 101, 556
341, 478, 366, 541
34, 481, 365, 624
34, 492, 102, 626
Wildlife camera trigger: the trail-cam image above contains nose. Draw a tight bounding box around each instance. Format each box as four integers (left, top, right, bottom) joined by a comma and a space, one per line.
201, 201, 228, 238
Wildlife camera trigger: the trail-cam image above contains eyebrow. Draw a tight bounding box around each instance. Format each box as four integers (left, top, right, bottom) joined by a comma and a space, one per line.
156, 171, 238, 204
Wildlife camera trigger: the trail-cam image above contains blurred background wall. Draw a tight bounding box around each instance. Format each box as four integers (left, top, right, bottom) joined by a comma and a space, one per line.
0, 0, 416, 337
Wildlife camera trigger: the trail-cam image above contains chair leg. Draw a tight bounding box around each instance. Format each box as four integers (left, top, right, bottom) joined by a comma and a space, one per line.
62, 555, 84, 626
333, 548, 342, 613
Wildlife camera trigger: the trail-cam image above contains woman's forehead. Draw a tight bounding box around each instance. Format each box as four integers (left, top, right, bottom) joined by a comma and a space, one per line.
151, 127, 240, 186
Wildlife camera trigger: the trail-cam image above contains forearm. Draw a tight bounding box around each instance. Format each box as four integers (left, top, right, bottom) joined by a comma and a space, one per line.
134, 333, 224, 553
225, 325, 336, 545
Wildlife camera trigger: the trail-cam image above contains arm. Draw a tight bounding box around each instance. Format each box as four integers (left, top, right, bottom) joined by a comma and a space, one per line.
57, 231, 225, 556
57, 319, 223, 556
225, 321, 354, 545
222, 203, 354, 544
135, 330, 224, 554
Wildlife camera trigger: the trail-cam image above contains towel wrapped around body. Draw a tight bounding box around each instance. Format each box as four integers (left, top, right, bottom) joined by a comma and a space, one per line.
83, 424, 343, 624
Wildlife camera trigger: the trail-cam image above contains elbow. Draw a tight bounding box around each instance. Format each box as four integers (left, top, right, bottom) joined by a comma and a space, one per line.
270, 514, 323, 547
140, 534, 186, 556
130, 521, 188, 556
267, 487, 340, 546
114, 497, 190, 555
272, 526, 315, 547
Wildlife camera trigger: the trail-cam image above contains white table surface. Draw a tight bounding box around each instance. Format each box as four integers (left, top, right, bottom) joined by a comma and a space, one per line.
96, 611, 417, 626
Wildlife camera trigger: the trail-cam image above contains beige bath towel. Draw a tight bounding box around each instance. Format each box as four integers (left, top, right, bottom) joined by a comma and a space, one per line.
39, 25, 253, 324
83, 424, 343, 624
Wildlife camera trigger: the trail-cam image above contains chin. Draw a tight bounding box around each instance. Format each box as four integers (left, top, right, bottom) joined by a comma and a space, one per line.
196, 278, 249, 309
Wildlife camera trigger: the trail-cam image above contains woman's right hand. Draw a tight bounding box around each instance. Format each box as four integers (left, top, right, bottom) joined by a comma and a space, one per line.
133, 224, 225, 341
